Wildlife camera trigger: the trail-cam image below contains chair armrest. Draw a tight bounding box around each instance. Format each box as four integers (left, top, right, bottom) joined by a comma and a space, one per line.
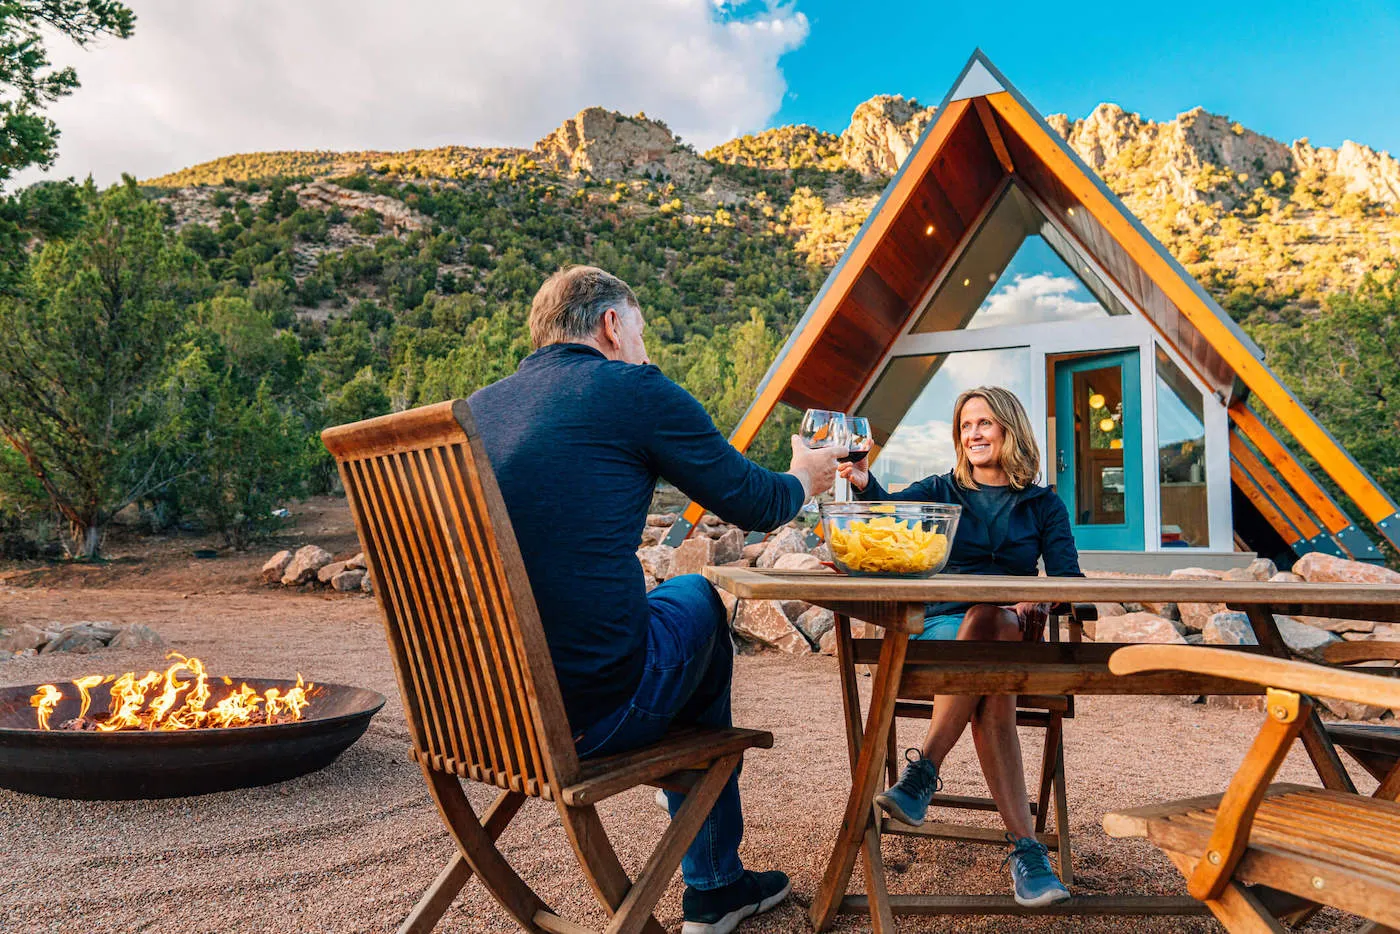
1324, 640, 1400, 666
1109, 644, 1400, 710
561, 726, 772, 806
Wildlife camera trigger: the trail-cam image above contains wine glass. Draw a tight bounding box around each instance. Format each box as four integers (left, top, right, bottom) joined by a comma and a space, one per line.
843, 417, 872, 465
800, 409, 848, 450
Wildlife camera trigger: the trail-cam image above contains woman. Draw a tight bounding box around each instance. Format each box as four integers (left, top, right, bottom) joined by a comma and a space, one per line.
838, 385, 1081, 908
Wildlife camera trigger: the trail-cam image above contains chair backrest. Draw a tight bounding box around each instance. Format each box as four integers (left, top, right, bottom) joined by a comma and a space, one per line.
322, 400, 581, 798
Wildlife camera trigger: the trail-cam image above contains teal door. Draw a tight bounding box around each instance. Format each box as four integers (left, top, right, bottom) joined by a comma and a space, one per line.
1054, 350, 1144, 551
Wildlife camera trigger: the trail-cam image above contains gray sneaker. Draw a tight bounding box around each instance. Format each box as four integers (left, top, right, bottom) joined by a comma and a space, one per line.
1004, 834, 1071, 907
874, 749, 942, 826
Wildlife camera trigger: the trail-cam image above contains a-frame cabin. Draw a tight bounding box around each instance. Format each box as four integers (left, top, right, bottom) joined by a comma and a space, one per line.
666, 52, 1397, 572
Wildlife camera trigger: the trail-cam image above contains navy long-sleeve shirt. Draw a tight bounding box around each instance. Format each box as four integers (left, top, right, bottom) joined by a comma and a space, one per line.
468, 343, 804, 730
857, 471, 1083, 617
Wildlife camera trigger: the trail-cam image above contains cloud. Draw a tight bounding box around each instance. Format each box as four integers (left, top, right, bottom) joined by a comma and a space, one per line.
971, 272, 1102, 329
23, 0, 809, 186
874, 419, 954, 488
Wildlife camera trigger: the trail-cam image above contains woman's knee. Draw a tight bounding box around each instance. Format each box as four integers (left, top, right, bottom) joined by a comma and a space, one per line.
957, 604, 1019, 641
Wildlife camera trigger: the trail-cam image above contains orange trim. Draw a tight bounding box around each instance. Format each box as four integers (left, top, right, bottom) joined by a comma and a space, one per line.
974, 98, 1015, 174
1229, 433, 1322, 541
1228, 405, 1350, 533
680, 99, 976, 532
1231, 460, 1303, 546
987, 92, 1396, 524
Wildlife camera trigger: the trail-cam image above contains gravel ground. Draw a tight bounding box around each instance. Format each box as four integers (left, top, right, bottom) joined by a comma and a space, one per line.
0, 586, 1367, 933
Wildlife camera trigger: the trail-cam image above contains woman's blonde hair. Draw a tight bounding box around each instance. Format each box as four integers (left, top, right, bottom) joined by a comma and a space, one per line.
951, 386, 1040, 491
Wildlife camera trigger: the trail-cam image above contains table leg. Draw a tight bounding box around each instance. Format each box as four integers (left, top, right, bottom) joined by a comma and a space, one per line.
1244, 605, 1355, 793
812, 621, 910, 931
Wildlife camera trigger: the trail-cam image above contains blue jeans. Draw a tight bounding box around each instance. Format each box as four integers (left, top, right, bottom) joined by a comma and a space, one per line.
573, 575, 743, 891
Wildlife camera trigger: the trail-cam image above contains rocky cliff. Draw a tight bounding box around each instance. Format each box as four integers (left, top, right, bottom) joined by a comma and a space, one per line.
532, 108, 708, 184
839, 94, 937, 177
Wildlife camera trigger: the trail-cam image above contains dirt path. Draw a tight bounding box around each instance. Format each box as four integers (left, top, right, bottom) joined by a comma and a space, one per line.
0, 584, 1365, 933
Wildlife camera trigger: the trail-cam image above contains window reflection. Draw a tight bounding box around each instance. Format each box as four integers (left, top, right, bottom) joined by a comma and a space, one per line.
859, 348, 1032, 490
1156, 348, 1208, 547
966, 237, 1111, 330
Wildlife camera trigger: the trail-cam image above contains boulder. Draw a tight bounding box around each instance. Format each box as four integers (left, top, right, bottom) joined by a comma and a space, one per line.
810, 542, 833, 563
108, 624, 165, 650
346, 552, 367, 571
317, 560, 349, 584
1294, 615, 1374, 634
40, 623, 111, 654
332, 568, 367, 592
281, 545, 334, 585
0, 623, 48, 653
1168, 567, 1225, 580
646, 513, 676, 527
773, 552, 826, 572
734, 600, 812, 654
713, 528, 745, 565
741, 541, 767, 562
636, 545, 675, 581
668, 537, 715, 579
796, 606, 836, 646
1375, 624, 1400, 642
1143, 602, 1181, 621
1203, 612, 1259, 646
1091, 612, 1187, 644
1293, 552, 1400, 586
1178, 602, 1228, 633
1269, 571, 1304, 584
1246, 558, 1279, 580
1094, 602, 1127, 618
717, 589, 739, 621
1318, 696, 1387, 721
1274, 615, 1339, 661
756, 528, 808, 568
260, 550, 293, 584
640, 526, 664, 547
700, 514, 724, 528
779, 599, 811, 622
361, 572, 374, 595
818, 627, 838, 656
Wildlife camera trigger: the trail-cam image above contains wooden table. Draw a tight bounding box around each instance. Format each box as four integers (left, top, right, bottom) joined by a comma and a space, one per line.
703, 567, 1400, 931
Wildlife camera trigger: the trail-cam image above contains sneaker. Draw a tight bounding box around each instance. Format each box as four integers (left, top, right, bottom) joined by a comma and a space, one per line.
874, 749, 942, 826
681, 870, 791, 934
1004, 834, 1071, 907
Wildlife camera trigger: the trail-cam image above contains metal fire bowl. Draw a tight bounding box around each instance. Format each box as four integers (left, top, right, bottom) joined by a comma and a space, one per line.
0, 679, 386, 800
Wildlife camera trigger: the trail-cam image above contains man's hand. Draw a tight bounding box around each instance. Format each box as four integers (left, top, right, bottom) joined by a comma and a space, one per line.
788, 434, 843, 499
1013, 602, 1051, 643
836, 455, 870, 492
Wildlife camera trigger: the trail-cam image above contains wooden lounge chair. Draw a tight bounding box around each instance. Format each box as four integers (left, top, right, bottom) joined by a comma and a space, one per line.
882, 603, 1096, 883
322, 400, 774, 934
1322, 640, 1400, 800
1104, 644, 1400, 931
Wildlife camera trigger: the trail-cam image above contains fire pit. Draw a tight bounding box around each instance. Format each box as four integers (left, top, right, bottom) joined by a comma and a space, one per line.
0, 655, 385, 799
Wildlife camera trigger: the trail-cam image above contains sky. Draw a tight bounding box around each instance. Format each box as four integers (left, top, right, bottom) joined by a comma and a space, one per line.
22, 0, 1400, 187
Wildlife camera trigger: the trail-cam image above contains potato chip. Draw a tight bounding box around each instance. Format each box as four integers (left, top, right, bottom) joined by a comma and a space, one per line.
827, 517, 949, 575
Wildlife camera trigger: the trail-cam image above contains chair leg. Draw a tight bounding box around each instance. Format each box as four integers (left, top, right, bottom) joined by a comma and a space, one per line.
1052, 739, 1073, 885
1166, 851, 1285, 934
419, 766, 549, 931
400, 788, 527, 934
558, 803, 666, 934
1034, 714, 1063, 834
885, 717, 899, 788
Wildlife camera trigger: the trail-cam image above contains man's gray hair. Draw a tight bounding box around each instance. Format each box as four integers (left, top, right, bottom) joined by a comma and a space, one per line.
528, 265, 639, 349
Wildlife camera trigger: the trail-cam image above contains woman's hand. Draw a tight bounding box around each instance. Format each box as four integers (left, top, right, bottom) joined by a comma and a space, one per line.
1013, 602, 1050, 642
836, 455, 869, 492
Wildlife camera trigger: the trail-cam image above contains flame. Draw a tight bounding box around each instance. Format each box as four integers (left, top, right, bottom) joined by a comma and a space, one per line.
28, 654, 317, 732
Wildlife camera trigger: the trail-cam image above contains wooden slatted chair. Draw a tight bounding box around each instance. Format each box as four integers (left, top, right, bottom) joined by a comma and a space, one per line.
1104, 644, 1400, 932
1322, 640, 1400, 801
322, 400, 774, 934
881, 603, 1096, 883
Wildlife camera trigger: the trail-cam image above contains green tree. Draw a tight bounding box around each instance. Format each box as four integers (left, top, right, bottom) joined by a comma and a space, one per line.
0, 180, 205, 557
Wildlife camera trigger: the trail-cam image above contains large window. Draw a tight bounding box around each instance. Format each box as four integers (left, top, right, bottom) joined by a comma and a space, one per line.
1156, 348, 1208, 547
860, 347, 1032, 490
965, 237, 1111, 330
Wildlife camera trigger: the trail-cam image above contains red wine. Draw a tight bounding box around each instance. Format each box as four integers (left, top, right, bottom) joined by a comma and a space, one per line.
840, 446, 871, 464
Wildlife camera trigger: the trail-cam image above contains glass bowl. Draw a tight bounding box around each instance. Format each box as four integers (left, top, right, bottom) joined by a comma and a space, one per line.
818, 501, 961, 578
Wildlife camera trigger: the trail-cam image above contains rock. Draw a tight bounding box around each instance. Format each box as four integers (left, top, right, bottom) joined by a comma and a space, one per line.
772, 552, 826, 572
717, 589, 739, 621
840, 94, 937, 176
1094, 602, 1127, 618
281, 545, 334, 585
534, 107, 709, 183
646, 513, 676, 527
700, 514, 723, 528
796, 607, 836, 646
297, 179, 430, 232
0, 623, 48, 653
1143, 602, 1180, 621
1293, 552, 1400, 586
1269, 571, 1304, 584
636, 545, 675, 581
109, 624, 165, 650
1245, 558, 1278, 580
1206, 694, 1267, 712
345, 552, 367, 571
810, 542, 833, 563
1320, 696, 1387, 721
668, 537, 716, 579
639, 526, 663, 547
317, 560, 348, 584
260, 550, 293, 584
1375, 624, 1400, 642
1168, 567, 1225, 580
1203, 612, 1259, 646
1091, 612, 1187, 644
1274, 615, 1339, 661
818, 627, 838, 656
713, 528, 745, 565
733, 600, 812, 654
40, 624, 110, 654
1178, 602, 1228, 633
361, 572, 374, 595
757, 528, 808, 568
332, 568, 367, 592
741, 542, 767, 561
779, 599, 811, 622
1294, 615, 1375, 634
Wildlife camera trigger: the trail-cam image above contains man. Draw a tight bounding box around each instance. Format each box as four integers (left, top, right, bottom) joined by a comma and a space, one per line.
468, 265, 840, 934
